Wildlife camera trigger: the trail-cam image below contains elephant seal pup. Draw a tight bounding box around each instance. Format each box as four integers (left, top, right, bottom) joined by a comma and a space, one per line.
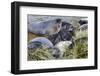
28, 37, 54, 51
28, 19, 62, 36
53, 41, 72, 58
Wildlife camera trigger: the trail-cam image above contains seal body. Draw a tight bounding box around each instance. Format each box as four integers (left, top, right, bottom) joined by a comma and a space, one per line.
28, 37, 53, 51
78, 18, 88, 31
79, 19, 88, 25
48, 21, 75, 46
28, 19, 62, 36
79, 24, 88, 31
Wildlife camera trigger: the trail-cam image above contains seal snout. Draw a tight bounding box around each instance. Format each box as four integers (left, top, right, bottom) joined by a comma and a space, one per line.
56, 18, 62, 23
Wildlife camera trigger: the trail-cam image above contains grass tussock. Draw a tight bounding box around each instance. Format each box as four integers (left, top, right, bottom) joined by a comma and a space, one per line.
28, 47, 55, 61
64, 30, 88, 59
75, 30, 88, 40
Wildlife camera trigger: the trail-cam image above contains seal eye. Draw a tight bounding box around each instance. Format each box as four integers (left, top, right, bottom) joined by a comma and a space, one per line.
56, 19, 61, 23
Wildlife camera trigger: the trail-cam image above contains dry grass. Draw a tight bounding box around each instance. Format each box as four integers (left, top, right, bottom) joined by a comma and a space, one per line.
75, 30, 88, 40
28, 47, 55, 61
